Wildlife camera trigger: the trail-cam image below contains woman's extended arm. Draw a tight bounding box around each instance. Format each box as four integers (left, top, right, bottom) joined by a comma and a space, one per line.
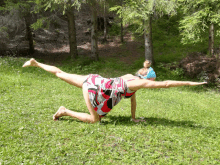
131, 93, 136, 120
144, 80, 207, 88
127, 79, 207, 91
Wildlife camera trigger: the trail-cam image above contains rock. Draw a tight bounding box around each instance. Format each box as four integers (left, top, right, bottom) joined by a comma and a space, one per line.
179, 53, 220, 83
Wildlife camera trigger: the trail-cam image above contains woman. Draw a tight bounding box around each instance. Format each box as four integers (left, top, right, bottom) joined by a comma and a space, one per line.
22, 58, 206, 123
136, 60, 156, 81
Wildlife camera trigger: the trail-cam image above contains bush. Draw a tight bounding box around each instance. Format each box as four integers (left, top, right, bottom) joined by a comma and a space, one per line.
108, 23, 121, 36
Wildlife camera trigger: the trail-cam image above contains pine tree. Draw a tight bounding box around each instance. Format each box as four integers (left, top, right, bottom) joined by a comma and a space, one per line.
33, 0, 80, 59
3, 0, 35, 54
111, 0, 178, 64
178, 0, 220, 56
90, 0, 99, 61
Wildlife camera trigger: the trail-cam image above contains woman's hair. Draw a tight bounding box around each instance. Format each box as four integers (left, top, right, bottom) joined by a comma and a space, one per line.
143, 60, 151, 68
136, 60, 151, 76
136, 60, 156, 79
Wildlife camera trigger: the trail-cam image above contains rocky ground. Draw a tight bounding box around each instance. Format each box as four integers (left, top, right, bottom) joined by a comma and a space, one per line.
179, 52, 220, 84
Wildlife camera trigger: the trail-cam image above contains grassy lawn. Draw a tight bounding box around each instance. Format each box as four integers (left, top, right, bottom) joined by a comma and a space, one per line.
0, 56, 220, 164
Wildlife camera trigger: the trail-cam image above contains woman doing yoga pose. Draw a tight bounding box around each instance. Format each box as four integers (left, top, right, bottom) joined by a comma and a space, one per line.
22, 59, 206, 124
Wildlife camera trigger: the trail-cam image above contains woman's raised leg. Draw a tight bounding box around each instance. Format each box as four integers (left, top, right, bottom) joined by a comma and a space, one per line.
23, 58, 87, 88
53, 87, 100, 123
23, 58, 99, 123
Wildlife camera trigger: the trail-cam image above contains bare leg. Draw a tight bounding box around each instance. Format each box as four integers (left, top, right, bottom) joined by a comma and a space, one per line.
23, 58, 99, 123
53, 88, 100, 123
23, 58, 62, 74
23, 58, 87, 88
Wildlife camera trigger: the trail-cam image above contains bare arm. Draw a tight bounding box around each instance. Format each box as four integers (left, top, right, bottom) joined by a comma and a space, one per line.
144, 80, 207, 88
127, 79, 207, 91
130, 93, 145, 123
131, 93, 136, 120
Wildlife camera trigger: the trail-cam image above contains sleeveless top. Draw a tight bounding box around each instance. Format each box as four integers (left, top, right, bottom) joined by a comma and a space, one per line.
83, 74, 136, 117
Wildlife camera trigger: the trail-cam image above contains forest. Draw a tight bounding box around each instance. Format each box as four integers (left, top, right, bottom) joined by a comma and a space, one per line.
0, 0, 220, 84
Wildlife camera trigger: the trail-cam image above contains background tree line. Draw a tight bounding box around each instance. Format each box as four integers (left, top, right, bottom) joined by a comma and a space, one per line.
0, 0, 220, 64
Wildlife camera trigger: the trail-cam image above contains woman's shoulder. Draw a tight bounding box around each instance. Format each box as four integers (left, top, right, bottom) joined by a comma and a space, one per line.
120, 74, 139, 81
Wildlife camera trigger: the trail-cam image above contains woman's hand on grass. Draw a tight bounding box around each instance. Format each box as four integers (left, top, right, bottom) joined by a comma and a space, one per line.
131, 118, 146, 123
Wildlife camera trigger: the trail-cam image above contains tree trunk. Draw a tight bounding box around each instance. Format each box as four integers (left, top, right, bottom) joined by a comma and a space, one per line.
103, 1, 107, 42
217, 45, 220, 69
208, 23, 214, 56
144, 15, 154, 64
67, 7, 78, 59
24, 14, 34, 54
120, 0, 124, 43
121, 17, 124, 43
91, 0, 99, 61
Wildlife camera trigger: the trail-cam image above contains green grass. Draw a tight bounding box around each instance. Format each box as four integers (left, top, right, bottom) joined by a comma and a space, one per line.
0, 56, 220, 164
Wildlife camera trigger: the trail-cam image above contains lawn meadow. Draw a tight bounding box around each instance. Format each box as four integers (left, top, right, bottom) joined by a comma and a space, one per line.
1, 21, 220, 164
1, 55, 220, 165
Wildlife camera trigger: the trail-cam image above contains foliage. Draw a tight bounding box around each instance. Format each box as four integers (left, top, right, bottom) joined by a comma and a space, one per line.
31, 17, 48, 30
108, 23, 121, 36
0, 26, 7, 36
3, 0, 33, 16
110, 0, 178, 34
30, 0, 82, 30
178, 0, 220, 44
34, 0, 81, 14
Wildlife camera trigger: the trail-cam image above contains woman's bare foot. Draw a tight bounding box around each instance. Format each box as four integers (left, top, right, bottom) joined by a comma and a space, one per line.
53, 106, 66, 121
22, 58, 38, 67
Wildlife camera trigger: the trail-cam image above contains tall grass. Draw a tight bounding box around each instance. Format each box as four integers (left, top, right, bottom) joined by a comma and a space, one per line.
1, 56, 220, 164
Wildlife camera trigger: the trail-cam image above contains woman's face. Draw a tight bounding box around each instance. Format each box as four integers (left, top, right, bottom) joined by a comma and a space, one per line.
143, 61, 150, 68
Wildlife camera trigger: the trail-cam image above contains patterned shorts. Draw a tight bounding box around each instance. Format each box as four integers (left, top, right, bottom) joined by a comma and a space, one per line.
83, 74, 135, 117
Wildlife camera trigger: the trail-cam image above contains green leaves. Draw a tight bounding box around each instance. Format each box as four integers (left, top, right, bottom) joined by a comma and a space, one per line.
179, 15, 206, 44
110, 0, 178, 33
31, 17, 48, 30
33, 0, 81, 15
178, 0, 220, 44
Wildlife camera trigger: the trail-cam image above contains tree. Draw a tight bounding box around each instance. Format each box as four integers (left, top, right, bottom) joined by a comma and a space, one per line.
120, 0, 124, 43
3, 0, 35, 54
24, 12, 35, 54
111, 0, 178, 64
33, 0, 80, 59
109, 0, 124, 42
90, 0, 99, 61
103, 0, 108, 42
44, 0, 100, 60
66, 0, 78, 59
144, 15, 153, 63
209, 23, 214, 56
178, 0, 220, 56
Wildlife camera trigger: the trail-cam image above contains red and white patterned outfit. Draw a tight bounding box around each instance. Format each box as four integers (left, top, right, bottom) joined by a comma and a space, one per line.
83, 74, 136, 117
